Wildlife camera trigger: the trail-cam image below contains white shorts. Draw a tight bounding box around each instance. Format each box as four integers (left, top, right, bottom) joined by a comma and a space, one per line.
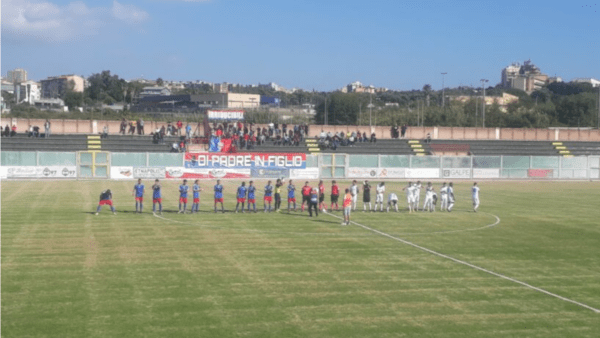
407, 197, 415, 204
376, 194, 384, 203
344, 206, 352, 216
351, 195, 357, 203
473, 197, 480, 205
388, 200, 398, 205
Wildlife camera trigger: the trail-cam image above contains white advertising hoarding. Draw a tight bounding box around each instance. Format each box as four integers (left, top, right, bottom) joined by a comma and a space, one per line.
111, 166, 134, 179
133, 167, 166, 179
473, 168, 500, 179
442, 168, 471, 179
347, 167, 406, 179
405, 168, 440, 179
289, 168, 320, 179
207, 110, 244, 120
3, 166, 77, 179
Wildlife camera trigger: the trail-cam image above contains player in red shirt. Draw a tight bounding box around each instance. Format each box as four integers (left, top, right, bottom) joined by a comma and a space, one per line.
318, 180, 326, 212
300, 181, 312, 212
330, 180, 340, 211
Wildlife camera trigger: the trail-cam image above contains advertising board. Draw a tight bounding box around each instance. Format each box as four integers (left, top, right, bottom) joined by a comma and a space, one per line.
528, 169, 553, 178
111, 166, 134, 179
405, 168, 440, 179
165, 167, 251, 179
185, 153, 306, 169
442, 168, 471, 179
133, 167, 166, 179
289, 168, 320, 179
207, 110, 244, 120
473, 168, 500, 179
347, 167, 406, 179
4, 166, 77, 179
251, 168, 289, 179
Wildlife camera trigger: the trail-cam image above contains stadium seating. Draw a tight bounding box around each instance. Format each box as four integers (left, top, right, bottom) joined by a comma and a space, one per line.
1, 134, 181, 152
561, 142, 600, 156
317, 139, 418, 155
423, 140, 562, 156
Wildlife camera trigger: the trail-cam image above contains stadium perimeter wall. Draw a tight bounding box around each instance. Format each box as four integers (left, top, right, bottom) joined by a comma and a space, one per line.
1, 151, 599, 180
2, 117, 600, 141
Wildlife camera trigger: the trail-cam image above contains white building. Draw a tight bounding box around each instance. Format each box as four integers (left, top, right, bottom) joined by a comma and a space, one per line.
572, 78, 600, 88
14, 81, 41, 105
140, 86, 171, 98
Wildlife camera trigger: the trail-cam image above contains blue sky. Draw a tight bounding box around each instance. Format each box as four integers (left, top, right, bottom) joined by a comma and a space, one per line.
2, 0, 599, 91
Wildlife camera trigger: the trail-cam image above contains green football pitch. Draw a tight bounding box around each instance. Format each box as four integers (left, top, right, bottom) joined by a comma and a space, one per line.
2, 179, 599, 337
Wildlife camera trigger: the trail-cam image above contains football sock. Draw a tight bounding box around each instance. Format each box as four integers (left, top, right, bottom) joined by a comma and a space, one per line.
110, 206, 115, 213
140, 203, 143, 212
96, 206, 102, 213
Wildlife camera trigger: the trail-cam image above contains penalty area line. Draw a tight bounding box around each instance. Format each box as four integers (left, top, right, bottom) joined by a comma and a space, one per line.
324, 212, 600, 314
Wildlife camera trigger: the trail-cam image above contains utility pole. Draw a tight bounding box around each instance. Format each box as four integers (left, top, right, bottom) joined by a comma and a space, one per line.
324, 95, 328, 125
597, 85, 600, 130
441, 72, 447, 108
368, 91, 373, 127
480, 79, 489, 128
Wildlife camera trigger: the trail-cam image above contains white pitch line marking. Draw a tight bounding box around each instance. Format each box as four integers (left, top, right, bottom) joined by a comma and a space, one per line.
324, 212, 600, 314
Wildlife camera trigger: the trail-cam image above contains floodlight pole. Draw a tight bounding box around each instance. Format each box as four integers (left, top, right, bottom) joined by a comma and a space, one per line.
480, 79, 489, 128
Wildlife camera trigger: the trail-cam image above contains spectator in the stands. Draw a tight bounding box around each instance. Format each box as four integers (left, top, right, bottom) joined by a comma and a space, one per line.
129, 121, 136, 135
370, 132, 377, 143
176, 120, 183, 136
401, 124, 407, 138
426, 133, 432, 144
44, 119, 51, 138
216, 126, 223, 139
2, 125, 9, 137
120, 118, 127, 135
186, 123, 192, 139
139, 118, 145, 135
159, 125, 166, 144
170, 142, 179, 152
357, 132, 363, 143
391, 126, 397, 139
102, 126, 109, 139
11, 124, 17, 137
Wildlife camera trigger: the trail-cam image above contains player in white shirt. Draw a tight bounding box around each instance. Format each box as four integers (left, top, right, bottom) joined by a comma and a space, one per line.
423, 182, 436, 212
413, 181, 422, 211
447, 182, 455, 212
387, 192, 399, 212
350, 180, 360, 211
402, 182, 417, 213
439, 182, 448, 211
375, 182, 386, 212
472, 182, 480, 212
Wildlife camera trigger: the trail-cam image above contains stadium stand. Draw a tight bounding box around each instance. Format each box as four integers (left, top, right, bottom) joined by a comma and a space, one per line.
1, 134, 181, 153
316, 138, 418, 155
424, 140, 563, 156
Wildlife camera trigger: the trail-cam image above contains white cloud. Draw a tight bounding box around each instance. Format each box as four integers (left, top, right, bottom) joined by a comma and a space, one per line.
1, 0, 149, 43
112, 1, 149, 24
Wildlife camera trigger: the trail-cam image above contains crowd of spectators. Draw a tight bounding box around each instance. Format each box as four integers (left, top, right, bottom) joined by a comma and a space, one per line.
120, 118, 146, 135
209, 122, 310, 151
317, 130, 377, 150
2, 120, 51, 138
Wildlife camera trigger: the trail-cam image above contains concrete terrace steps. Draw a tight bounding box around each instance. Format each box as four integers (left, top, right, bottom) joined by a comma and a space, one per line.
1, 134, 181, 153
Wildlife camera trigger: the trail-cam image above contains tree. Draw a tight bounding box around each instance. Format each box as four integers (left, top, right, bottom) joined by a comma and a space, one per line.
64, 92, 83, 111
156, 78, 164, 86
86, 71, 126, 103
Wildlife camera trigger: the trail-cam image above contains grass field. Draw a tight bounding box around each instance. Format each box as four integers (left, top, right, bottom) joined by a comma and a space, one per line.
2, 179, 600, 337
